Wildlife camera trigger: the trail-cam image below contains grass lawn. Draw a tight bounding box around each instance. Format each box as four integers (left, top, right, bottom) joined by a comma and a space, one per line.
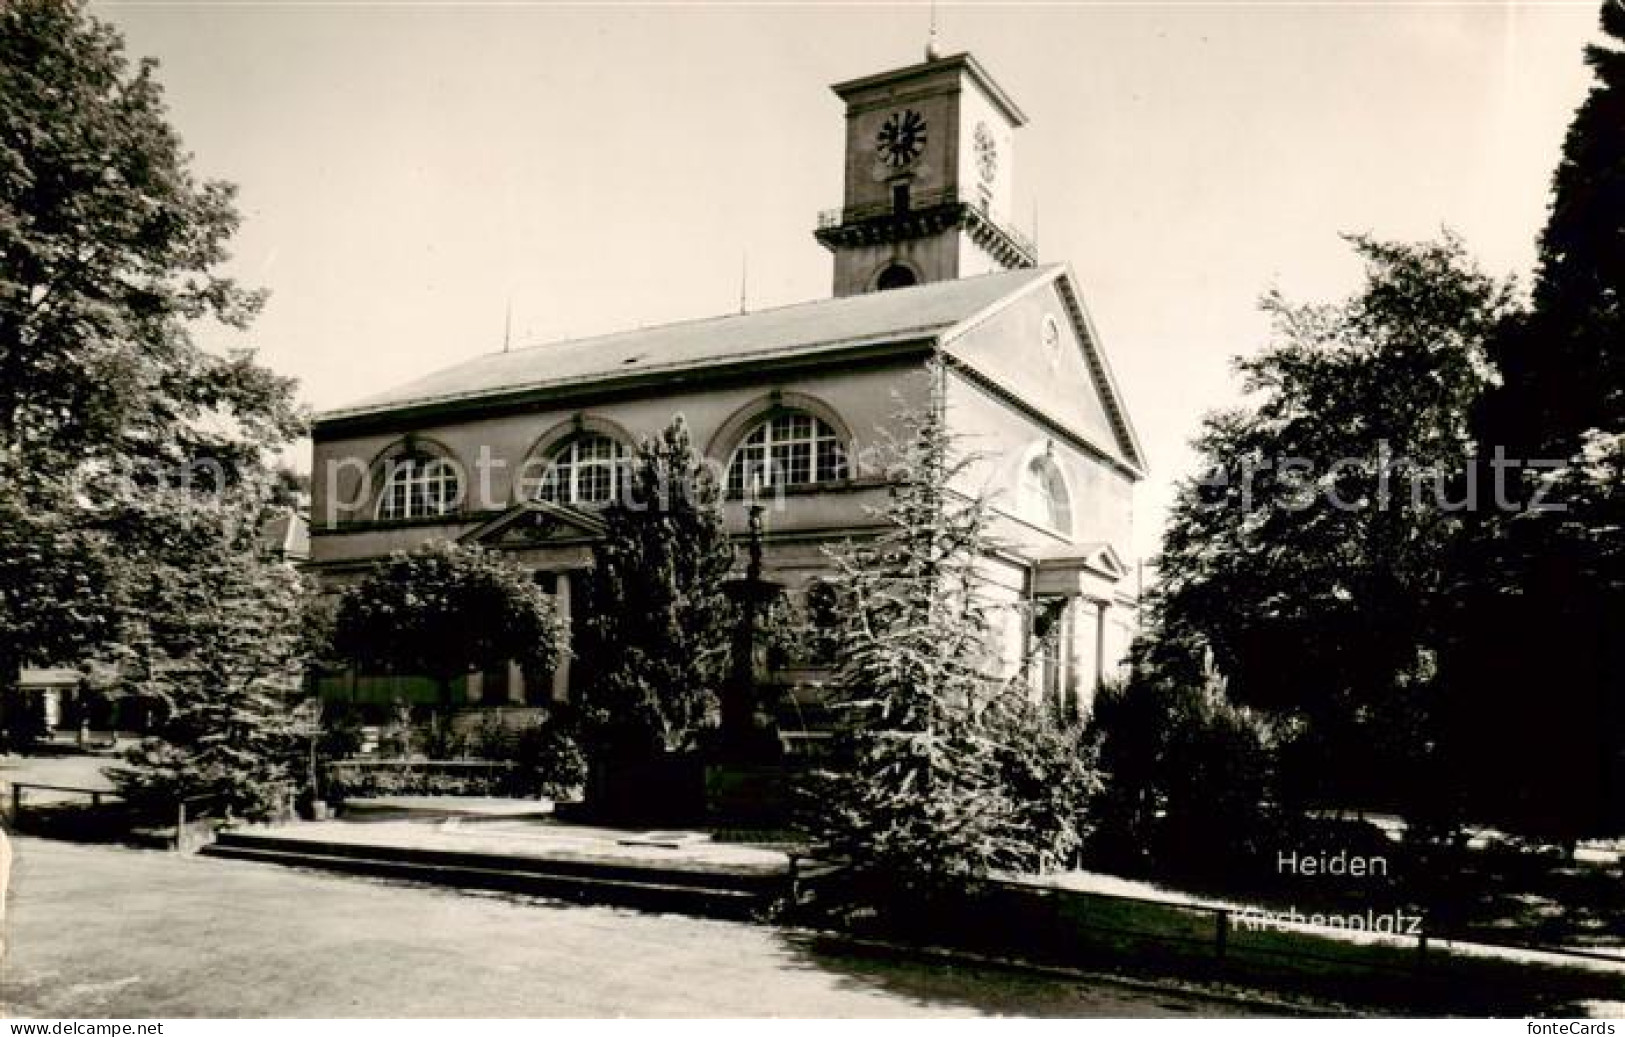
0, 837, 1284, 1018
981, 874, 1625, 1017
0, 753, 116, 798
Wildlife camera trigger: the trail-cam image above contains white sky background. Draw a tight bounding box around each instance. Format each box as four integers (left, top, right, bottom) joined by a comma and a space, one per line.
96, 1, 1602, 561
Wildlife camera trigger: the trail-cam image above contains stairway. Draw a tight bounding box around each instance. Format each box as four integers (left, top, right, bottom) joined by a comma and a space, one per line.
203, 828, 786, 920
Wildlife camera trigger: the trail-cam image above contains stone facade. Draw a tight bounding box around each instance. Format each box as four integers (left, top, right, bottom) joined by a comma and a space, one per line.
308, 50, 1145, 723
816, 53, 1036, 296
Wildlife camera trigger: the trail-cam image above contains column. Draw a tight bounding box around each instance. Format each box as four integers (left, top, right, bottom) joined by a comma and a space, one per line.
1094, 601, 1109, 689
1061, 599, 1082, 712
551, 571, 572, 702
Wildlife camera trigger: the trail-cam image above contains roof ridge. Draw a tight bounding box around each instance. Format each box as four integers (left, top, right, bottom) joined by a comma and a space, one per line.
319, 265, 1060, 424
489, 265, 1054, 362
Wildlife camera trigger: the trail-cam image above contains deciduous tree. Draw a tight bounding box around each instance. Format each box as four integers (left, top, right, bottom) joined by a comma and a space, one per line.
0, 0, 303, 735
1149, 235, 1512, 812
331, 540, 562, 708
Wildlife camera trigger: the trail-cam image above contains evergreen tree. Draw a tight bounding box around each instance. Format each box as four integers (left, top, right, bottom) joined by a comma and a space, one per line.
1477, 0, 1625, 460
574, 416, 736, 757
1448, 0, 1625, 841
331, 540, 563, 708
1440, 429, 1625, 841
107, 509, 309, 821
805, 378, 1029, 893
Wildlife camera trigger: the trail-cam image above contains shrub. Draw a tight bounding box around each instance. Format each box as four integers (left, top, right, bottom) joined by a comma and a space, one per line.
1155, 687, 1276, 882
467, 711, 518, 760
115, 738, 294, 822
1083, 678, 1171, 875
2, 707, 48, 753
322, 761, 514, 800
375, 702, 414, 758
512, 716, 588, 799
992, 697, 1101, 874
574, 417, 735, 759
1085, 674, 1277, 883
416, 716, 467, 760
317, 703, 365, 762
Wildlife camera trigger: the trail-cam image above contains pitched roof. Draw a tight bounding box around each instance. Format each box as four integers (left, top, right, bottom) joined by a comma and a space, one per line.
317, 266, 1054, 423
259, 507, 310, 562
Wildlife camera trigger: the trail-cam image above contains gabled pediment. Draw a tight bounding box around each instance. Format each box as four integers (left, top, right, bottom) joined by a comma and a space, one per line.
1031, 542, 1132, 599
1081, 542, 1130, 580
460, 500, 607, 547
1036, 541, 1129, 579
939, 264, 1147, 477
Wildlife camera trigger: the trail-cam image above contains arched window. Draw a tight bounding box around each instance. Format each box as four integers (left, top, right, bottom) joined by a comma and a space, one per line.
1018, 454, 1071, 533
376, 455, 461, 520
536, 433, 628, 506
726, 411, 848, 496
875, 264, 917, 291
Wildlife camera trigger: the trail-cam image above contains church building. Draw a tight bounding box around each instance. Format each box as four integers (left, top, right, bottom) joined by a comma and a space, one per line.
308, 47, 1146, 727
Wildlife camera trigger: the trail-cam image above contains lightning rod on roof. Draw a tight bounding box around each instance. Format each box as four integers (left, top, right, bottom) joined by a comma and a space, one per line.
739, 252, 749, 314
503, 296, 513, 353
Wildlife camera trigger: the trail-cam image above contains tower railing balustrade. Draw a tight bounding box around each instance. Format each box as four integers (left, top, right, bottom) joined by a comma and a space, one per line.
815, 186, 1037, 265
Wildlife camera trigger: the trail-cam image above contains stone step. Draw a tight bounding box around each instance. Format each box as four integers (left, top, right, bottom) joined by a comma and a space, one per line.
202, 833, 780, 920
212, 828, 785, 891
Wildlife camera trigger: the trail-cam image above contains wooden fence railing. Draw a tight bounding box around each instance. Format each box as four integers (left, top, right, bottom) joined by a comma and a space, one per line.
5, 781, 225, 851
8, 781, 117, 813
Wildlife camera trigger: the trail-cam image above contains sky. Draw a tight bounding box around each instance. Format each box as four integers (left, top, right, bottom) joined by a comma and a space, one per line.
95, 0, 1604, 560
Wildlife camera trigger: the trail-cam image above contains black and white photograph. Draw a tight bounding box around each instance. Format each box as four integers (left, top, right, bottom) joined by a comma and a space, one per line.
0, 0, 1622, 1023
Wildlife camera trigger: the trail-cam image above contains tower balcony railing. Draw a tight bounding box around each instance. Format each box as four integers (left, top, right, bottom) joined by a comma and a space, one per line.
817, 184, 963, 227
816, 187, 1037, 263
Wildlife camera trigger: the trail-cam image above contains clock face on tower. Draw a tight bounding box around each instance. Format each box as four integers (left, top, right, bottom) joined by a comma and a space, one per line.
875, 109, 927, 168
974, 121, 998, 184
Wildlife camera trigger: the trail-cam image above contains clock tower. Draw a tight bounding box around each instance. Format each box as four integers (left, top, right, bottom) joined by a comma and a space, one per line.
814, 50, 1037, 297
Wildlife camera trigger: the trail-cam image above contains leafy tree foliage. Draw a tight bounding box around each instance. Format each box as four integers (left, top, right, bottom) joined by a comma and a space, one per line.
574, 417, 737, 758
1150, 235, 1512, 810
1517, 433, 1625, 830
0, 0, 286, 467
0, 0, 302, 731
331, 540, 562, 707
804, 385, 1034, 893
